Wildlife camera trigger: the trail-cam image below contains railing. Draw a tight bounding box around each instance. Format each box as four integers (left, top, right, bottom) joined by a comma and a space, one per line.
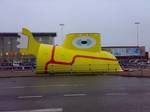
36, 64, 121, 73
0, 64, 119, 72
0, 65, 35, 72
0, 63, 150, 76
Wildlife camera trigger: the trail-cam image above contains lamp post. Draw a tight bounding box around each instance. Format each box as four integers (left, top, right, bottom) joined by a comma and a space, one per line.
59, 24, 65, 44
134, 22, 140, 46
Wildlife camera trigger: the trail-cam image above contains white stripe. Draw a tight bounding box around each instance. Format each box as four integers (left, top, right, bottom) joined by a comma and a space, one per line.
2, 108, 63, 112
146, 92, 150, 95
106, 93, 128, 96
64, 93, 87, 97
11, 87, 25, 89
17, 96, 43, 99
8, 84, 83, 89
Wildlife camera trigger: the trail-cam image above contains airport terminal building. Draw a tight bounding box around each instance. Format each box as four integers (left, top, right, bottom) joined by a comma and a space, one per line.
102, 46, 149, 65
0, 32, 149, 67
0, 32, 56, 64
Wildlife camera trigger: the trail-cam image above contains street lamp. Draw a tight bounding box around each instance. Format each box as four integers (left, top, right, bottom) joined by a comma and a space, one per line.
59, 24, 65, 43
134, 22, 140, 46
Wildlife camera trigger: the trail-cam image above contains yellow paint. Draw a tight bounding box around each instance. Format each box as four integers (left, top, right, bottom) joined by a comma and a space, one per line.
62, 33, 101, 52
19, 28, 40, 56
18, 28, 122, 74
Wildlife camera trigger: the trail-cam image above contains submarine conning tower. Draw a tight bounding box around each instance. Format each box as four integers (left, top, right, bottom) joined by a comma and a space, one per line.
62, 33, 101, 52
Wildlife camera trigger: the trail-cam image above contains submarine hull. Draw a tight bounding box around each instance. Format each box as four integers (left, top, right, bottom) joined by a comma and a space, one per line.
36, 45, 122, 74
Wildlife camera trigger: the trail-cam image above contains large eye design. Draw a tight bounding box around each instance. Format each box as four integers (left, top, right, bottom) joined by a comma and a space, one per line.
72, 37, 96, 48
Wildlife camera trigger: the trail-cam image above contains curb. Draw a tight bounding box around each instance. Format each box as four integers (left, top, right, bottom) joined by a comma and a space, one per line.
0, 70, 150, 78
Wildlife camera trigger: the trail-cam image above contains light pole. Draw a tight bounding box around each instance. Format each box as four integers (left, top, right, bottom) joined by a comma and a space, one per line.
59, 24, 64, 44
134, 22, 140, 46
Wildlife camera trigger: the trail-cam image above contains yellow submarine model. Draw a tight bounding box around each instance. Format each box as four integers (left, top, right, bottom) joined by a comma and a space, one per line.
17, 28, 122, 74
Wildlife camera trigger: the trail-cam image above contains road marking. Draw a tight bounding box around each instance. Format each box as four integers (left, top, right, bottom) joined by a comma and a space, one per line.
11, 86, 25, 89
17, 96, 43, 99
64, 93, 87, 97
2, 108, 63, 112
105, 93, 128, 96
7, 84, 83, 89
146, 92, 150, 95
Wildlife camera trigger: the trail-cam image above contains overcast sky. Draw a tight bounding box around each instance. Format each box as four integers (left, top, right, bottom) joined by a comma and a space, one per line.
0, 0, 150, 51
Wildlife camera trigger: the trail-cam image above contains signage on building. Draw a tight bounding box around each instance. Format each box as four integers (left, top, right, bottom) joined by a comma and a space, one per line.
102, 46, 145, 56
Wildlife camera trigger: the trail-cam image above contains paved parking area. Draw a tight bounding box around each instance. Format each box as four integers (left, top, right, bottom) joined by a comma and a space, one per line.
1, 76, 150, 112
0, 68, 150, 78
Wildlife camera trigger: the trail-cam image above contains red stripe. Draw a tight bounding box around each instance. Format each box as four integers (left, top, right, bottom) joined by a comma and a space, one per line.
44, 46, 117, 73
44, 46, 55, 73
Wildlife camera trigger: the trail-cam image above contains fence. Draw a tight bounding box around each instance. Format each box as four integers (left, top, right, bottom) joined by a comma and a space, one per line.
36, 64, 122, 74
0, 65, 34, 72
0, 63, 150, 76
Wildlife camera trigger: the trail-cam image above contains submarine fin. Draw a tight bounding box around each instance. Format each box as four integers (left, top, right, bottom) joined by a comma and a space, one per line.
17, 28, 40, 56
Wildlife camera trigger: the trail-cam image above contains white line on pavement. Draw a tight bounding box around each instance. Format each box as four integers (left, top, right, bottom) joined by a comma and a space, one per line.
7, 84, 83, 89
146, 92, 150, 95
11, 86, 25, 89
64, 93, 87, 97
17, 96, 43, 99
2, 108, 63, 112
105, 93, 128, 96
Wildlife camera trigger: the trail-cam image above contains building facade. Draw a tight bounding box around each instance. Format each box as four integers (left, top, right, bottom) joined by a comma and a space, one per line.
102, 46, 149, 66
0, 32, 56, 64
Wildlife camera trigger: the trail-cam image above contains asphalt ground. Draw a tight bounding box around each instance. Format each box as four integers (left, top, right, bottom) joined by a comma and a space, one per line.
1, 76, 150, 112
0, 68, 150, 78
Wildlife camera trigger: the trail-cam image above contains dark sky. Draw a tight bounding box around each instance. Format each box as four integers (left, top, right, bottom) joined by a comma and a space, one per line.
0, 0, 150, 51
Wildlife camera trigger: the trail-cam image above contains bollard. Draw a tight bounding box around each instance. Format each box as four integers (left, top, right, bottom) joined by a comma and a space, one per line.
11, 65, 13, 72
89, 64, 91, 72
108, 64, 109, 72
51, 65, 54, 74
70, 65, 72, 75
140, 68, 143, 76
